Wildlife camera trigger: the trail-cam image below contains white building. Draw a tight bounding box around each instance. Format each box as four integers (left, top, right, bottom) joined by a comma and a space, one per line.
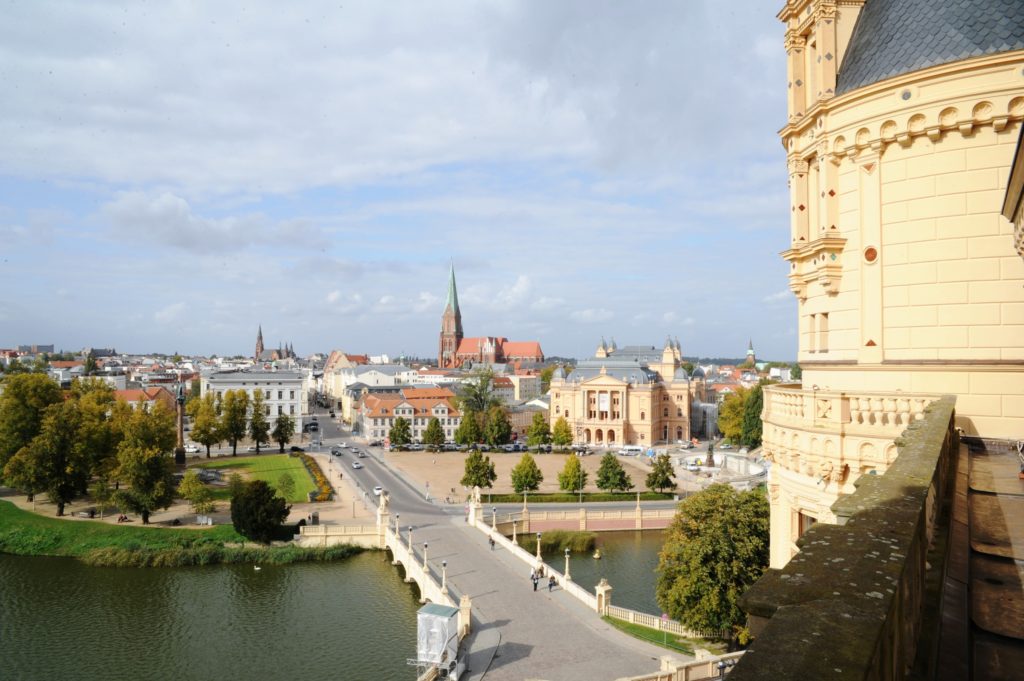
201, 370, 307, 430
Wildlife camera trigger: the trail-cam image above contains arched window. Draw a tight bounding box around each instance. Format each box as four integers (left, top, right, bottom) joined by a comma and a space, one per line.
663, 407, 669, 418
640, 411, 646, 421
677, 408, 683, 417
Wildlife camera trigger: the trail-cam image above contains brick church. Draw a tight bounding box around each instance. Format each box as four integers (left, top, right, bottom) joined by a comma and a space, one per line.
437, 265, 544, 369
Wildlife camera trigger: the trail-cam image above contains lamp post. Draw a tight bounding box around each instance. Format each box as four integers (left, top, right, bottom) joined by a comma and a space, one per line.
407, 526, 413, 550
395, 513, 400, 534
564, 547, 571, 581
535, 532, 542, 561
441, 560, 448, 596
422, 542, 428, 570
512, 519, 517, 545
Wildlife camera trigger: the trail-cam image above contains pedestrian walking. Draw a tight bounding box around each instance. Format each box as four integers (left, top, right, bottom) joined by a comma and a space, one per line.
532, 572, 539, 592
548, 575, 555, 592
489, 536, 495, 550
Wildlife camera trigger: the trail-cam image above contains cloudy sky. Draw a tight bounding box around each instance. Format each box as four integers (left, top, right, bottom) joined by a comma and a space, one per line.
0, 0, 795, 361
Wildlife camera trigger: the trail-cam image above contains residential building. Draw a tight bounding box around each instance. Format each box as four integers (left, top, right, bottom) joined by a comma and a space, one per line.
548, 338, 691, 447
357, 390, 462, 443
115, 386, 176, 412
200, 370, 307, 430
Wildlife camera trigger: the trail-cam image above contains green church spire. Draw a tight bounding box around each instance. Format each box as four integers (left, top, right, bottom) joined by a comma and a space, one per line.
445, 261, 460, 314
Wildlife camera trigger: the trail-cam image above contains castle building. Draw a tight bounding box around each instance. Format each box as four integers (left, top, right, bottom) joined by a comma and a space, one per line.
549, 338, 691, 447
761, 0, 1024, 569
436, 265, 544, 368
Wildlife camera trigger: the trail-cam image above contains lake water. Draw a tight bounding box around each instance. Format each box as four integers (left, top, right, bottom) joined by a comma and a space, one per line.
543, 530, 666, 615
0, 552, 420, 681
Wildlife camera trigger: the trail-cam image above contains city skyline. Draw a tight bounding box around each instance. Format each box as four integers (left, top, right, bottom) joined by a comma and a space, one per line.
1, 1, 793, 360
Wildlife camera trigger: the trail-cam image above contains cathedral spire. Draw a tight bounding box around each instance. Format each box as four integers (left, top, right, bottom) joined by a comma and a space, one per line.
255, 325, 264, 360
445, 261, 460, 315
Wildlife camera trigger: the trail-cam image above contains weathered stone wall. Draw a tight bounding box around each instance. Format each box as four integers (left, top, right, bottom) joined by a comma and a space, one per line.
731, 396, 957, 681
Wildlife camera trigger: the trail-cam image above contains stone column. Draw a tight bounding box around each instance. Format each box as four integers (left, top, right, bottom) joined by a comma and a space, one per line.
595, 578, 613, 615
458, 595, 473, 639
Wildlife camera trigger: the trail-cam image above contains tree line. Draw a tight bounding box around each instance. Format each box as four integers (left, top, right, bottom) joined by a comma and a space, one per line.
185, 388, 296, 456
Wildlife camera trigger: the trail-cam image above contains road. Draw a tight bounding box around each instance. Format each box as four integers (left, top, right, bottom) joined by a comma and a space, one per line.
307, 410, 672, 681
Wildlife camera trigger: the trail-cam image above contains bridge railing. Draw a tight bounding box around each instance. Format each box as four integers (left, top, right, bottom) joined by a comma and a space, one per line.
604, 604, 728, 641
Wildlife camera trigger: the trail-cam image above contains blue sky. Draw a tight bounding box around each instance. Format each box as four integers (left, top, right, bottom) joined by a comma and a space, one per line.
0, 0, 796, 360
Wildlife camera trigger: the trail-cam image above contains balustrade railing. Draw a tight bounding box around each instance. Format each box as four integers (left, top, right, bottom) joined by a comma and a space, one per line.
763, 384, 937, 438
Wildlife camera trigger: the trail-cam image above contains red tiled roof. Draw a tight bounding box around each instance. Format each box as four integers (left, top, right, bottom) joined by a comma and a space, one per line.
492, 377, 514, 387
402, 387, 456, 399
50, 360, 83, 369
501, 341, 543, 358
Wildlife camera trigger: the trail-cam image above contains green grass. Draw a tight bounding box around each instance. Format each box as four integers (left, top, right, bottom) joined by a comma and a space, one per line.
487, 491, 677, 503
519, 530, 597, 553
0, 500, 362, 568
602, 617, 696, 655
197, 454, 315, 503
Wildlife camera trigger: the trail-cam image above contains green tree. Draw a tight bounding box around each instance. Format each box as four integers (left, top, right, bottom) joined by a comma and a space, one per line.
557, 454, 588, 493
113, 445, 176, 524
190, 393, 221, 457
790, 363, 802, 381
717, 386, 750, 444
539, 365, 557, 394
228, 472, 245, 498
740, 384, 764, 448
31, 401, 91, 515
423, 417, 445, 450
483, 406, 512, 448
178, 469, 216, 515
118, 401, 176, 454
510, 452, 543, 493
459, 369, 499, 413
656, 484, 769, 638
0, 373, 63, 472
272, 414, 296, 453
83, 353, 98, 376
4, 358, 29, 374
526, 412, 551, 447
551, 416, 573, 449
389, 417, 412, 447
454, 411, 482, 446
249, 390, 270, 453
2, 444, 46, 502
596, 452, 633, 493
73, 380, 120, 477
220, 389, 249, 456
460, 449, 497, 490
646, 454, 676, 493
276, 472, 296, 501
90, 478, 116, 519
231, 479, 290, 543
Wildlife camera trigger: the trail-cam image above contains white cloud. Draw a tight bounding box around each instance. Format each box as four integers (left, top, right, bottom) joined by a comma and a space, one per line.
496, 275, 532, 307
154, 302, 186, 324
326, 290, 341, 304
531, 296, 565, 311
570, 308, 614, 324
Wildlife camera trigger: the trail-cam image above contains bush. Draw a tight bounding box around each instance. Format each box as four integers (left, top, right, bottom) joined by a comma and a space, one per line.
230, 480, 290, 544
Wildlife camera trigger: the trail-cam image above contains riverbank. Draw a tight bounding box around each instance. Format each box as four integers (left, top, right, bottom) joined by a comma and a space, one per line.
0, 500, 363, 568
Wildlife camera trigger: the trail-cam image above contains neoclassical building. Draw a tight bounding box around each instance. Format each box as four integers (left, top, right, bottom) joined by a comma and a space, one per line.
763, 0, 1024, 568
549, 338, 691, 447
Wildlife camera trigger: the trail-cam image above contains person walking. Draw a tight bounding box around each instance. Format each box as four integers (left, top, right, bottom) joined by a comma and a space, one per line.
548, 575, 555, 592
531, 570, 539, 592
489, 535, 495, 550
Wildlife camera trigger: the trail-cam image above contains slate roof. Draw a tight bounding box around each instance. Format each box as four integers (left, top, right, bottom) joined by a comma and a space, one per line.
836, 0, 1024, 95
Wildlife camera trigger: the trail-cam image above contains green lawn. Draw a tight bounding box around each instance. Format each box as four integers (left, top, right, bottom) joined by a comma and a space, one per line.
196, 455, 315, 503
601, 617, 696, 655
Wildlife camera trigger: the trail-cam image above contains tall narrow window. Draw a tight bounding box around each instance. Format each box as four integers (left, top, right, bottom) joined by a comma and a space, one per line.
818, 313, 830, 353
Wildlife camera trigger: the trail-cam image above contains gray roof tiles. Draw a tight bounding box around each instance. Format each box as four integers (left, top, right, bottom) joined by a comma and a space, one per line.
836, 0, 1024, 95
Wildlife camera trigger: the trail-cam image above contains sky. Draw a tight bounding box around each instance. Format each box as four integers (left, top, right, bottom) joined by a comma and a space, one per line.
0, 0, 796, 361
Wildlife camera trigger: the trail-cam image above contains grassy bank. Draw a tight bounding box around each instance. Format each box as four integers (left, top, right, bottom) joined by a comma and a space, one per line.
0, 500, 361, 568
518, 529, 597, 553
486, 491, 677, 503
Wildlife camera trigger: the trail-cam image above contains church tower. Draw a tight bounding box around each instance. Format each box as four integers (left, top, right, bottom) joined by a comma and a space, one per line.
255, 325, 264, 360
746, 339, 756, 367
438, 263, 464, 368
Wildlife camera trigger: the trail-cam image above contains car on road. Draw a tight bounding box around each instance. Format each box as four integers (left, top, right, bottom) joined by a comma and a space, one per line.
184, 444, 200, 453
720, 443, 733, 450
357, 451, 367, 458
369, 439, 383, 447
330, 447, 342, 456
307, 423, 319, 432
351, 461, 363, 469
246, 445, 259, 452
373, 486, 383, 496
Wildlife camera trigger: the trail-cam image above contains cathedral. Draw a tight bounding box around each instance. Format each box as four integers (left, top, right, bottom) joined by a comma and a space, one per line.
254, 325, 296, 362
437, 265, 544, 368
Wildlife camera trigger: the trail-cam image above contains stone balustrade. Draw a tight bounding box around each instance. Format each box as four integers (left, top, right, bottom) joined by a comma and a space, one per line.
731, 395, 958, 681
763, 384, 935, 439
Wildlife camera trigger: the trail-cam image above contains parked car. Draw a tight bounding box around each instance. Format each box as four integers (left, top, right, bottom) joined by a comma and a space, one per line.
443, 443, 459, 451
246, 445, 259, 452
410, 443, 424, 451
720, 443, 733, 450
290, 445, 303, 452
373, 486, 383, 496
351, 462, 363, 469
329, 411, 336, 418
184, 444, 200, 453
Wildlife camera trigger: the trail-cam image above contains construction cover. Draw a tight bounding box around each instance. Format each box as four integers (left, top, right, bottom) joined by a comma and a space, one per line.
416, 603, 459, 666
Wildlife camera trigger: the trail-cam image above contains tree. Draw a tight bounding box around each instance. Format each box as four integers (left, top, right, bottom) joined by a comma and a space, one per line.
460, 449, 497, 490
90, 478, 116, 519
646, 454, 676, 493
510, 452, 543, 493
656, 484, 769, 638
220, 389, 249, 456
557, 454, 587, 493
791, 363, 802, 380
526, 412, 551, 447
2, 445, 46, 503
30, 401, 91, 516
72, 380, 120, 477
83, 353, 98, 376
483, 406, 512, 448
459, 369, 499, 413
249, 390, 270, 453
276, 472, 296, 501
717, 386, 750, 444
539, 365, 557, 394
423, 417, 445, 450
113, 445, 176, 524
454, 411, 482, 446
177, 469, 216, 515
190, 393, 221, 457
740, 384, 764, 448
272, 414, 296, 453
231, 479, 290, 543
596, 452, 633, 493
389, 417, 412, 447
0, 373, 63, 472
551, 416, 573, 449
228, 472, 245, 499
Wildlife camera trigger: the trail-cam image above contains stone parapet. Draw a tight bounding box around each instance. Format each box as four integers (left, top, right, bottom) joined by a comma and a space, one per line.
732, 396, 958, 681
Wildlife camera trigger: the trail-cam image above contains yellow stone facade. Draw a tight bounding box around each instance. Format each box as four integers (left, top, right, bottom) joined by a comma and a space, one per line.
766, 0, 1024, 567
549, 340, 691, 448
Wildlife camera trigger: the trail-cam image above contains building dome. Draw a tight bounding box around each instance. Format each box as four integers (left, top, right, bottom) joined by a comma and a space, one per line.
836, 0, 1024, 95
691, 366, 706, 379
673, 367, 690, 382
551, 366, 565, 380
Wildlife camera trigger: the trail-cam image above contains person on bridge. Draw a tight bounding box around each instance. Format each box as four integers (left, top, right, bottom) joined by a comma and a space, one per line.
489, 536, 495, 550
531, 571, 539, 592
548, 575, 555, 592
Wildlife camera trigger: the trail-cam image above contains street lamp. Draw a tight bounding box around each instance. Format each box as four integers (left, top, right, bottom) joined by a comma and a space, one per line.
535, 532, 542, 561
408, 526, 413, 550
395, 513, 400, 534
564, 547, 572, 581
512, 519, 517, 545
422, 542, 428, 570
492, 506, 497, 530
441, 560, 448, 595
